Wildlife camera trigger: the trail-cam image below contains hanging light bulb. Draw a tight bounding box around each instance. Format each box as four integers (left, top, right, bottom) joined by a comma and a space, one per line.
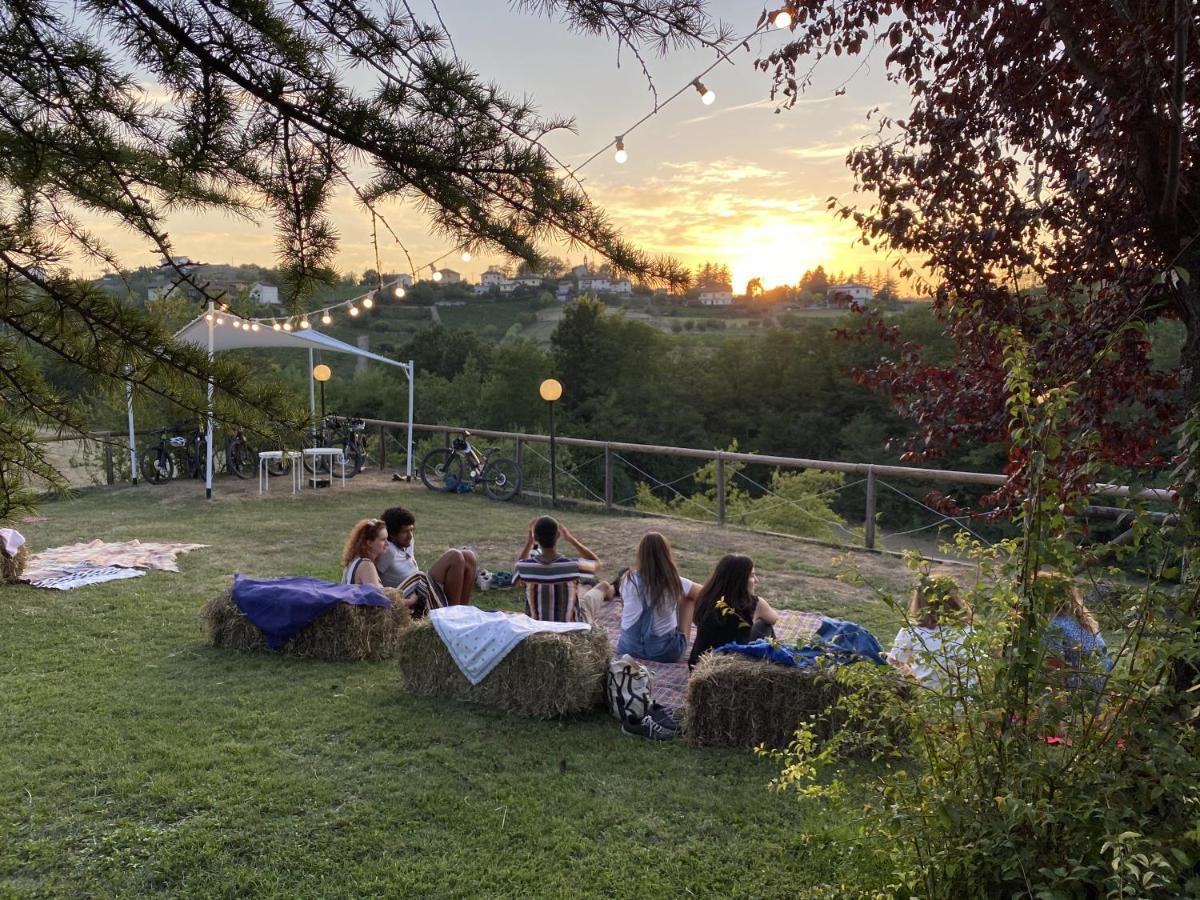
282, 320, 292, 331
432, 267, 443, 282
272, 321, 281, 331
215, 315, 225, 325
251, 322, 260, 332
300, 317, 311, 329
348, 304, 359, 317
693, 79, 716, 105
392, 284, 406, 299
461, 251, 471, 262
205, 312, 214, 322
363, 294, 374, 309
321, 311, 332, 325
772, 8, 793, 28
614, 136, 628, 164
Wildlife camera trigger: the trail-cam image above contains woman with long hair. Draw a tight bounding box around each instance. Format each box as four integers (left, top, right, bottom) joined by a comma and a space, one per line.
614, 532, 701, 663
1037, 571, 1111, 691
339, 519, 417, 612
886, 574, 975, 690
688, 554, 779, 669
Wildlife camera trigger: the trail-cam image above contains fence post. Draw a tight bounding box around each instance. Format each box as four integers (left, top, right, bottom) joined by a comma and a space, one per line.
515, 437, 524, 496
716, 452, 726, 526
604, 443, 613, 511
378, 424, 387, 470
444, 429, 451, 449
864, 466, 877, 549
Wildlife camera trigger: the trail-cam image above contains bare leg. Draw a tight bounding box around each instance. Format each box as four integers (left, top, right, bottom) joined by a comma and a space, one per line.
459, 549, 478, 605
428, 549, 468, 604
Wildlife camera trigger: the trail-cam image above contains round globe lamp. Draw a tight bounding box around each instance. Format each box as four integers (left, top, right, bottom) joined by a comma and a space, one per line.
313, 364, 332, 422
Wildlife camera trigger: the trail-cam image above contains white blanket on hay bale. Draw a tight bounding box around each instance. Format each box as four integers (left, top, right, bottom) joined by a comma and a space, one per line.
430, 606, 590, 685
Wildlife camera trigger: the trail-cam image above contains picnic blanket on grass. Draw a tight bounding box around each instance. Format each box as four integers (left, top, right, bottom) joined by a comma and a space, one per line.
593, 600, 823, 710
430, 605, 591, 685
22, 539, 208, 590
232, 574, 391, 649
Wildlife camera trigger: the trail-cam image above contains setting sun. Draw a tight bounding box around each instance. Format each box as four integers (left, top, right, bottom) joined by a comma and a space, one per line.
725, 221, 833, 294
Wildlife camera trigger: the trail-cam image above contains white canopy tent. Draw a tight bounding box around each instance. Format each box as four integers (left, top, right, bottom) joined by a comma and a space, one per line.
125, 305, 414, 498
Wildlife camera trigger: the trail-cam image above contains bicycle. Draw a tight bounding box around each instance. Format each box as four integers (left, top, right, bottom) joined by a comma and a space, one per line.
140, 427, 186, 484
419, 431, 521, 501
224, 429, 257, 480
305, 415, 368, 479
141, 424, 253, 483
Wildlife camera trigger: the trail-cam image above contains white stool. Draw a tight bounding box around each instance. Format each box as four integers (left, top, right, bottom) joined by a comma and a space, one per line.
258, 451, 281, 495
258, 451, 304, 495
303, 447, 346, 489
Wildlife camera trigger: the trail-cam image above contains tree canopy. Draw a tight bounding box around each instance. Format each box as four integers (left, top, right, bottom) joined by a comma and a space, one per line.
761, 0, 1195, 515
0, 0, 719, 517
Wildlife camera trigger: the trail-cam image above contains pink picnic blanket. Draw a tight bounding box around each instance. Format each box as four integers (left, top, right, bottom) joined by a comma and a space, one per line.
592, 600, 822, 710
22, 539, 208, 588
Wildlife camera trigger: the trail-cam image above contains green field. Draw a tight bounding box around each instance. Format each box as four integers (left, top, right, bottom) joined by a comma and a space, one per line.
0, 478, 917, 897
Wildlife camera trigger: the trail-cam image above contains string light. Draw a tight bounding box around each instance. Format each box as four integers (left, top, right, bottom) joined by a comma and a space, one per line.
300, 317, 311, 329
692, 79, 716, 105
205, 312, 213, 322
363, 294, 374, 309
431, 265, 443, 282
393, 285, 406, 299
215, 315, 224, 325
772, 8, 793, 28
348, 304, 359, 317
272, 321, 281, 331
614, 136, 627, 164
461, 251, 471, 262
321, 311, 332, 325
251, 322, 260, 332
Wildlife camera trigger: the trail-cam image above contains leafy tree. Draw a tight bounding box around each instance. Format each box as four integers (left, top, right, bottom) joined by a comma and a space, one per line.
745, 276, 764, 298
761, 1, 1192, 520
0, 0, 714, 516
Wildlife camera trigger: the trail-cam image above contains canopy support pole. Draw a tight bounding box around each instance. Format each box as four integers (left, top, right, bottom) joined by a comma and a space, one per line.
308, 348, 316, 436
406, 360, 414, 478
125, 378, 137, 485
205, 301, 214, 500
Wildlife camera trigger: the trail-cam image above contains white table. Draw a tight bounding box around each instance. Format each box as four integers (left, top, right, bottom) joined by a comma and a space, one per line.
302, 447, 346, 489
258, 450, 303, 494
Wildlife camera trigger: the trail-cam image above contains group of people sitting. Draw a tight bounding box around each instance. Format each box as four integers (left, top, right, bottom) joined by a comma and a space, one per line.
339, 509, 778, 670
340, 509, 1113, 692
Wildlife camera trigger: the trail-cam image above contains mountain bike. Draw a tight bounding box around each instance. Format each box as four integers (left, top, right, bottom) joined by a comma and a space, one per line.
224, 429, 257, 479
419, 431, 521, 501
305, 415, 368, 479
140, 427, 186, 484
141, 425, 254, 483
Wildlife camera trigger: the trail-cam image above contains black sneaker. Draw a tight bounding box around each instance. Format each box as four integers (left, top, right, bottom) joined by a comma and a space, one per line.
647, 703, 679, 734
621, 713, 675, 741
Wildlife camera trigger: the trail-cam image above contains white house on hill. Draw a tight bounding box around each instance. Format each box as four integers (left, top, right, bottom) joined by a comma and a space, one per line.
827, 283, 873, 308
698, 289, 734, 306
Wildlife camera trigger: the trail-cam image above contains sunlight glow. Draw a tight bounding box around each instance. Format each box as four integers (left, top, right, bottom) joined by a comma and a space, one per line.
726, 221, 832, 294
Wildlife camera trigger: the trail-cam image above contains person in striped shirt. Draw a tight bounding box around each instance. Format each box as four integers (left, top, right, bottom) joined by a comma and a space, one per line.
513, 515, 598, 622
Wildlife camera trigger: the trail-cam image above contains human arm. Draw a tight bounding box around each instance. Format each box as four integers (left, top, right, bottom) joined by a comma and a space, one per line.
515, 517, 538, 576
752, 596, 780, 626
355, 559, 383, 588
557, 524, 598, 563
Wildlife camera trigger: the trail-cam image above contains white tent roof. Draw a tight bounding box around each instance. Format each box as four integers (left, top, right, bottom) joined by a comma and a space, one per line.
174, 313, 409, 371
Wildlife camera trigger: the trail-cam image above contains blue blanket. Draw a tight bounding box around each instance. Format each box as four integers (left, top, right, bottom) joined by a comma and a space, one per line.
232, 574, 390, 649
716, 617, 885, 668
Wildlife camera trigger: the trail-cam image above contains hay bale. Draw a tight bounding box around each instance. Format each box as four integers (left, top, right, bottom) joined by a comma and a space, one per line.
683, 653, 906, 751
1, 544, 27, 584
396, 618, 610, 718
200, 587, 412, 661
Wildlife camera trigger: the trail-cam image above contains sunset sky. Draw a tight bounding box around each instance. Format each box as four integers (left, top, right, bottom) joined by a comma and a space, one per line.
93, 2, 910, 293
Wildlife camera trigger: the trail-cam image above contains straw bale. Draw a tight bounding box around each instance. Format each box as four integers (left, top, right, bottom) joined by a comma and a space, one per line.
683, 652, 906, 751
200, 587, 412, 661
396, 618, 610, 718
1, 544, 27, 584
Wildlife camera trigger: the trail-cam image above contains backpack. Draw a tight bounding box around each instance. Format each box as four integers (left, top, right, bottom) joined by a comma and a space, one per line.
605, 653, 652, 722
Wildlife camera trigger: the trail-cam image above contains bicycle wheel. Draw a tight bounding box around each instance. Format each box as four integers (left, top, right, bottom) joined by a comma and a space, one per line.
420, 448, 464, 492
226, 438, 256, 479
333, 441, 364, 480
139, 447, 174, 485
481, 457, 521, 502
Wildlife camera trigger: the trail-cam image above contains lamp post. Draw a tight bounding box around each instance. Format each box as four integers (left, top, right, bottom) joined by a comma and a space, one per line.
539, 378, 563, 507
313, 364, 331, 424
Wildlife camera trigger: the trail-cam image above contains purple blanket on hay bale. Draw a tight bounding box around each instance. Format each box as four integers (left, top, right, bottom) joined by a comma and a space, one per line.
233, 574, 390, 649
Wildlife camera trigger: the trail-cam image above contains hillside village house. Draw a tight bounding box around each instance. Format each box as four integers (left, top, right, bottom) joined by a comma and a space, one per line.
698, 288, 734, 306
436, 268, 462, 284
827, 282, 873, 309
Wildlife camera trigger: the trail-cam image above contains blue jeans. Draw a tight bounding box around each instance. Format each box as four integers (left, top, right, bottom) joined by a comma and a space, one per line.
617, 603, 687, 663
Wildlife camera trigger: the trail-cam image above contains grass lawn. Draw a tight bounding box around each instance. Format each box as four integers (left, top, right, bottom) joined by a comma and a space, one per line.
0, 476, 915, 898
